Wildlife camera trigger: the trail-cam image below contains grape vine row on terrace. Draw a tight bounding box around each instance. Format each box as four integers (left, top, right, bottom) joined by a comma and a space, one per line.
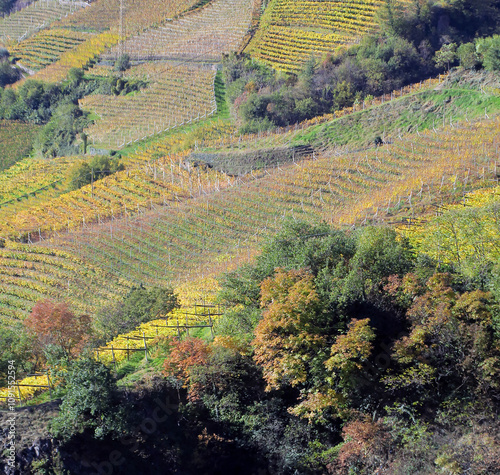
80, 62, 218, 149
0, 0, 86, 44
101, 0, 255, 62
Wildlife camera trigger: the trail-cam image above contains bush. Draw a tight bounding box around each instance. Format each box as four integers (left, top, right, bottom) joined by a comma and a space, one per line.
0, 48, 9, 61
50, 358, 128, 441
114, 54, 131, 72
67, 67, 84, 86
68, 154, 124, 190
95, 286, 179, 340
0, 62, 19, 88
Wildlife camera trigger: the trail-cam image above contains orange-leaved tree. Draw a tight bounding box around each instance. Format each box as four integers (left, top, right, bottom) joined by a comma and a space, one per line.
386, 273, 499, 399
253, 268, 326, 391
163, 337, 212, 401
291, 318, 375, 423
329, 416, 390, 474
24, 300, 91, 360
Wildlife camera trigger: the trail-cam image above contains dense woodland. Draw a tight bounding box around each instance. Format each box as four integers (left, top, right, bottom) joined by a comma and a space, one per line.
3, 220, 498, 474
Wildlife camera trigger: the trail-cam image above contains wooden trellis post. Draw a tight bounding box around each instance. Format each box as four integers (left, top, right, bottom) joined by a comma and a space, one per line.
209, 314, 214, 339
17, 381, 23, 406
111, 345, 117, 369
47, 372, 52, 398
143, 332, 148, 362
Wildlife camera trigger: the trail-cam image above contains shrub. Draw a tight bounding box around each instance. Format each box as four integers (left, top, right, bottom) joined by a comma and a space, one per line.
68, 154, 124, 190
95, 286, 179, 340
114, 54, 131, 72
50, 358, 128, 441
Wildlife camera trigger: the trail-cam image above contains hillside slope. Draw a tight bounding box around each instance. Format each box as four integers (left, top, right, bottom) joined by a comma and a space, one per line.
246, 0, 388, 72
0, 109, 498, 321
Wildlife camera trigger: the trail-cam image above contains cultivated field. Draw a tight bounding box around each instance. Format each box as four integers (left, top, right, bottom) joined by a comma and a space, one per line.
0, 114, 496, 322
9, 28, 89, 71
0, 0, 86, 44
81, 62, 218, 149
247, 0, 391, 72
102, 0, 255, 62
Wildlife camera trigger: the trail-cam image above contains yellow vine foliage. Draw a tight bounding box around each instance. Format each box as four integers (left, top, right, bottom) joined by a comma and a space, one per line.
399, 186, 500, 268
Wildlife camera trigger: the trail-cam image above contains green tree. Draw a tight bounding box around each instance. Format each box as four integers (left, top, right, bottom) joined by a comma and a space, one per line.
331, 81, 354, 111
325, 318, 375, 392
0, 61, 19, 88
50, 358, 128, 441
95, 286, 179, 340
0, 324, 37, 385
114, 54, 131, 72
481, 35, 500, 71
341, 226, 413, 302
457, 42, 479, 69
253, 268, 326, 391
434, 43, 458, 70
36, 102, 89, 157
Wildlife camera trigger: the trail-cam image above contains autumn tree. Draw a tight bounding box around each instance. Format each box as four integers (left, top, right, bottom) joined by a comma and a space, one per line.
330, 416, 390, 474
163, 337, 212, 401
325, 318, 376, 393
253, 268, 326, 391
291, 318, 375, 423
386, 273, 500, 401
24, 300, 91, 360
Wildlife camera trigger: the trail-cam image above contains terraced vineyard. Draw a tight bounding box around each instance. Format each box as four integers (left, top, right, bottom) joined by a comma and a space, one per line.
0, 155, 83, 224
55, 0, 200, 35
0, 118, 236, 240
0, 112, 498, 325
80, 62, 218, 149
0, 148, 239, 241
0, 0, 86, 44
247, 0, 390, 72
0, 120, 41, 171
9, 28, 89, 71
102, 0, 255, 62
0, 240, 133, 321
18, 30, 120, 84
16, 117, 493, 307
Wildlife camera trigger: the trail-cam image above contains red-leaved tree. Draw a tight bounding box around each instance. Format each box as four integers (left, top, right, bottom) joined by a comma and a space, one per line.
24, 300, 91, 360
163, 337, 211, 401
